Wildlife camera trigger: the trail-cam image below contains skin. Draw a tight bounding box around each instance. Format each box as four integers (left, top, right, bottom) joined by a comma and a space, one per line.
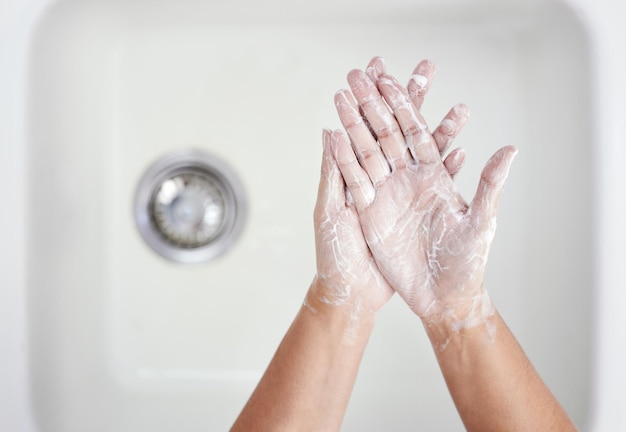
231, 130, 383, 432
229, 285, 377, 432
232, 58, 467, 431
333, 58, 577, 431
334, 67, 507, 324
233, 57, 575, 431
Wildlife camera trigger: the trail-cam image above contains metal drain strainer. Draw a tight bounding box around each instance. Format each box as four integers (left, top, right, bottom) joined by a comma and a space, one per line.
134, 150, 247, 263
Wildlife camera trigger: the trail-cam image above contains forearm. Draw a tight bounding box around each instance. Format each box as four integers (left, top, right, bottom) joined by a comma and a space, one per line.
424, 309, 576, 432
231, 281, 376, 432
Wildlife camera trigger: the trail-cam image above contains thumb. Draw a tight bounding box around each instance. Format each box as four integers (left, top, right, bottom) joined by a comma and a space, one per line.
468, 146, 518, 230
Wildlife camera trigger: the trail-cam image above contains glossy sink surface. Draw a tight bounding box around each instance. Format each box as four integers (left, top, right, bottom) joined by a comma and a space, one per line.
14, 0, 598, 430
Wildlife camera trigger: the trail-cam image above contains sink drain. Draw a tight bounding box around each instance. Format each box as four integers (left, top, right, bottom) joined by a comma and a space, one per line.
134, 150, 247, 263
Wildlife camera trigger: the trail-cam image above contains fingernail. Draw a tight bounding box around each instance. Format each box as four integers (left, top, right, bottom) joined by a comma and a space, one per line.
334, 90, 345, 107
452, 148, 466, 162
440, 119, 456, 135
377, 75, 406, 107
331, 129, 344, 143
334, 89, 351, 108
493, 147, 518, 183
377, 74, 394, 87
504, 147, 519, 166
416, 59, 435, 76
348, 70, 371, 90
453, 103, 469, 118
410, 74, 428, 89
366, 57, 386, 81
322, 129, 332, 148
374, 57, 386, 76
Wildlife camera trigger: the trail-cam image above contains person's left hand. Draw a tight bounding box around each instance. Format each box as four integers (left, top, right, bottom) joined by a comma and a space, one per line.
332, 62, 517, 326
308, 57, 471, 317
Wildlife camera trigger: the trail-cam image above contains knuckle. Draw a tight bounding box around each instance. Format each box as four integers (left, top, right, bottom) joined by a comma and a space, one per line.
374, 124, 401, 140
402, 124, 424, 138
357, 146, 381, 162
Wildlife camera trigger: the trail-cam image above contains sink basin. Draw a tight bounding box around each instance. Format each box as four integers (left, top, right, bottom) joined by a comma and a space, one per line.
2, 0, 626, 430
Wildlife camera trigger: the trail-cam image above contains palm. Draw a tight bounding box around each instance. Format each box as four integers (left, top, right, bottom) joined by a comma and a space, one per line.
315, 204, 393, 311
332, 66, 517, 319
359, 158, 490, 316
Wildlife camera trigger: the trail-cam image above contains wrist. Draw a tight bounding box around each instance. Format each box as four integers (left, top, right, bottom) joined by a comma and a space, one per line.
304, 278, 378, 343
306, 277, 379, 319
419, 288, 496, 349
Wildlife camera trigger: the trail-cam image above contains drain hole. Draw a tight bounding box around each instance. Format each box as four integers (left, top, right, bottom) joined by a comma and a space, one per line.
151, 172, 226, 248
134, 150, 247, 263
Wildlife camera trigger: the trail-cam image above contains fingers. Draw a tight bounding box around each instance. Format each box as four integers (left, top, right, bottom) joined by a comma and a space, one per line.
345, 69, 410, 170
433, 103, 470, 156
336, 57, 466, 181
468, 146, 518, 230
408, 59, 436, 111
377, 74, 441, 165
443, 148, 466, 180
365, 56, 387, 83
330, 130, 376, 212
316, 129, 346, 214
365, 56, 435, 111
334, 90, 391, 186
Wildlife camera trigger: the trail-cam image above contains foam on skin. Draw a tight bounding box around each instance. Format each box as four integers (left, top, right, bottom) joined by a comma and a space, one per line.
332, 64, 517, 342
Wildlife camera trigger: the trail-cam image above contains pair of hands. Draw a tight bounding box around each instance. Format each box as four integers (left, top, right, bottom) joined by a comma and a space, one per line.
310, 57, 517, 328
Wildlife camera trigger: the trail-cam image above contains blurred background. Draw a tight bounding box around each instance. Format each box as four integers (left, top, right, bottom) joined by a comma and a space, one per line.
3, 0, 611, 430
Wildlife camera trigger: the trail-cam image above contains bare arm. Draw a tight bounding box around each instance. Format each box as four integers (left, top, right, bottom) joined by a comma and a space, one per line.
231, 128, 392, 431
231, 286, 377, 431
232, 57, 466, 431
332, 58, 576, 431
426, 310, 576, 431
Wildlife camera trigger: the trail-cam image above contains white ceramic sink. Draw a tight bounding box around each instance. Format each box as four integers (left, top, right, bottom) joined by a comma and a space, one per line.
2, 0, 626, 430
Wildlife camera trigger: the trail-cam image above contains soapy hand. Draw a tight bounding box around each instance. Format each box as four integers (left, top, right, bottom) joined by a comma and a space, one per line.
310, 58, 469, 316
333, 60, 517, 327
308, 129, 394, 315
353, 57, 470, 181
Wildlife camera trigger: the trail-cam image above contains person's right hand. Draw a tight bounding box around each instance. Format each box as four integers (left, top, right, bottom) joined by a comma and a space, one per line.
333, 61, 517, 328
358, 57, 470, 179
